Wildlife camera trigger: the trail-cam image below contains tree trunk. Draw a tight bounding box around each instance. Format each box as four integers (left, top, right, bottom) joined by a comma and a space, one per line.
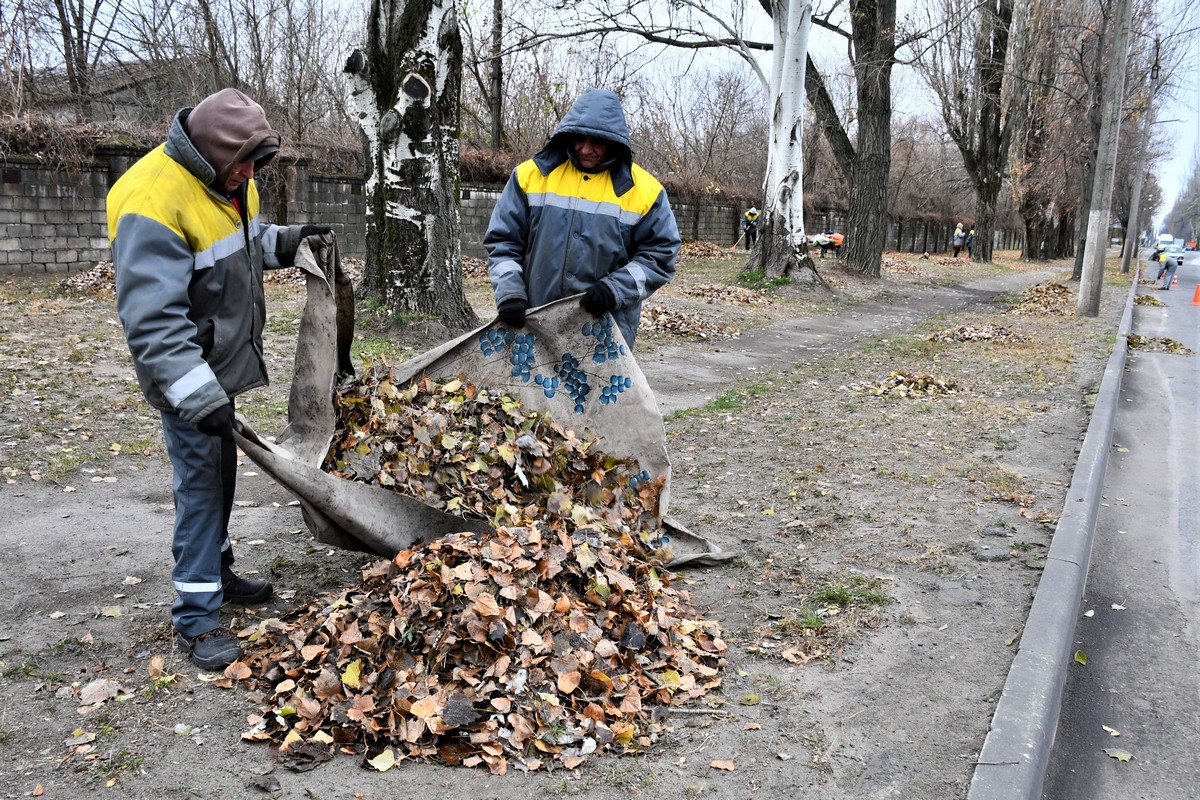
748, 0, 817, 283
1077, 0, 1135, 316
344, 0, 478, 333
489, 0, 503, 149
840, 0, 895, 278
969, 0, 1012, 264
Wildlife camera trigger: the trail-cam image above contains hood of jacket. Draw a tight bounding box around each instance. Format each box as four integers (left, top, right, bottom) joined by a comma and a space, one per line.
177, 88, 280, 191
533, 88, 635, 196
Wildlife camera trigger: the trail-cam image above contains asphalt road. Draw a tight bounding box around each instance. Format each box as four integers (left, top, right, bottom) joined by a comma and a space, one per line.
1042, 250, 1200, 799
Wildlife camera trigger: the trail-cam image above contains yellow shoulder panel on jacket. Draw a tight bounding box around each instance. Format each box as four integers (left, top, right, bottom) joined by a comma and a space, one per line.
108, 147, 245, 252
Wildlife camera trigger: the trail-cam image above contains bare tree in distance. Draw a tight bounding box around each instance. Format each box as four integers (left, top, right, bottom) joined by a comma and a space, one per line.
501, 0, 934, 280
345, 0, 478, 333
911, 0, 1020, 264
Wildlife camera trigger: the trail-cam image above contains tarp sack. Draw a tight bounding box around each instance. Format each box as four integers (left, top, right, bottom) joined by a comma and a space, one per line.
235, 235, 734, 567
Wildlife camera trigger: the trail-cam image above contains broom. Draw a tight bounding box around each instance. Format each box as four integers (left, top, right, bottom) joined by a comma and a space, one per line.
729, 230, 746, 251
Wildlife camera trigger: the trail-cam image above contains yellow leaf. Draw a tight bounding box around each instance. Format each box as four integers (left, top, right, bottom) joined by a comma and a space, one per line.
341, 659, 362, 689
367, 748, 397, 771
740, 692, 761, 706
1103, 748, 1133, 762
1073, 650, 1087, 666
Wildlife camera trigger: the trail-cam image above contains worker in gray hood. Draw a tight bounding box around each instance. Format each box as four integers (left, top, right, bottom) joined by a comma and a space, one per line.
484, 88, 681, 349
107, 88, 332, 670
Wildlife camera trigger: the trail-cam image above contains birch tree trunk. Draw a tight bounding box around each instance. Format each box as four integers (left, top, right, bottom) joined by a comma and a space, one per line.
755, 0, 821, 285
345, 0, 478, 332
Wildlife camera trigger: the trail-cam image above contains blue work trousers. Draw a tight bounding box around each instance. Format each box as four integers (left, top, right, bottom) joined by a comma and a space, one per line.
160, 410, 237, 638
1159, 262, 1180, 289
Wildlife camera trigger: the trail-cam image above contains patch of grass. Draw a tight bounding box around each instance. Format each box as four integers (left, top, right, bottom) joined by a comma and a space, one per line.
238, 395, 290, 433
735, 269, 789, 292
1, 657, 40, 678
264, 313, 302, 335
705, 380, 774, 414
96, 750, 147, 782
809, 575, 892, 608
993, 434, 1019, 451
352, 335, 418, 366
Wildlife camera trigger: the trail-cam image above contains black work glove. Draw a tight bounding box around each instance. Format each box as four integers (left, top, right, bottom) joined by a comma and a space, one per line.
579, 282, 617, 317
278, 224, 334, 267
195, 404, 235, 441
497, 299, 528, 328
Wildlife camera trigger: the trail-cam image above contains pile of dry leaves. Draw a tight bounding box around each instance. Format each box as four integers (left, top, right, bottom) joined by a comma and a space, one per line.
56, 261, 115, 297
234, 366, 726, 774
1126, 334, 1193, 355
927, 323, 1028, 344
641, 304, 742, 339
1007, 281, 1075, 315
320, 370, 658, 529
851, 370, 960, 397
679, 241, 738, 260
679, 283, 769, 305
882, 256, 928, 275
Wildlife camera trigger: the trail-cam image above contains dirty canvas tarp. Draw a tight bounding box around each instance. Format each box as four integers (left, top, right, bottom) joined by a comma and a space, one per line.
235, 236, 732, 567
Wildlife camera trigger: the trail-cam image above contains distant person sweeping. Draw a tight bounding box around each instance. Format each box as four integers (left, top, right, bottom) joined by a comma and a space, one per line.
742, 206, 760, 249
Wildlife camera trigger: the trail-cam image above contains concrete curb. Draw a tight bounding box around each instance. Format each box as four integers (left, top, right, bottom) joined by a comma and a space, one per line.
966, 272, 1139, 800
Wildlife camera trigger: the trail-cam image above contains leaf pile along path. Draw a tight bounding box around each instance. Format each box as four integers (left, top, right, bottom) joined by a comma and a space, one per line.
850, 370, 961, 397
237, 364, 727, 774
679, 283, 770, 305
1006, 281, 1075, 315
1126, 333, 1193, 355
641, 304, 742, 339
926, 323, 1028, 343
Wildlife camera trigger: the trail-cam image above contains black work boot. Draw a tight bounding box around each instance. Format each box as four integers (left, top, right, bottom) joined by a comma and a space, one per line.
221, 572, 273, 606
177, 629, 243, 671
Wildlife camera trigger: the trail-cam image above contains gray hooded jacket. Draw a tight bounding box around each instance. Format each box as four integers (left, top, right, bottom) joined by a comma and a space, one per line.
484, 88, 681, 348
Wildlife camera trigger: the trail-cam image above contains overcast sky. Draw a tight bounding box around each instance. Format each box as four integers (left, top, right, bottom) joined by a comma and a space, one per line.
1154, 32, 1200, 229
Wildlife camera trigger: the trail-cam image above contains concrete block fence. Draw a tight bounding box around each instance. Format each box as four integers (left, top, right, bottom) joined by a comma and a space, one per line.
1, 148, 1017, 276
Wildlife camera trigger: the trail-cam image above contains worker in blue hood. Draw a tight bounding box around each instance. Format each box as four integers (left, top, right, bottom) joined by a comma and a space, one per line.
484, 88, 681, 349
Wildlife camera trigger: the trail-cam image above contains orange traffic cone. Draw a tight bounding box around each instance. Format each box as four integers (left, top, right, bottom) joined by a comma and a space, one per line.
1192, 284, 1200, 306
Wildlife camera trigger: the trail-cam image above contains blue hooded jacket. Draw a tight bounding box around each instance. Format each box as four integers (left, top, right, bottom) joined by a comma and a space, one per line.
484, 88, 681, 348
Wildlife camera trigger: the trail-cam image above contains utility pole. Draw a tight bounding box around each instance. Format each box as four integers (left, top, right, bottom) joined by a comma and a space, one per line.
1120, 38, 1160, 276
1077, 0, 1136, 317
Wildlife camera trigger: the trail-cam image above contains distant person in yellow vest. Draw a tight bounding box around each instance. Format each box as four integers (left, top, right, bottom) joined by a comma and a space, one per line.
742, 206, 760, 249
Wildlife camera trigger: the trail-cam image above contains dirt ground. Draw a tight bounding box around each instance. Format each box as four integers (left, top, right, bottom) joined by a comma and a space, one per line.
0, 249, 1129, 799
